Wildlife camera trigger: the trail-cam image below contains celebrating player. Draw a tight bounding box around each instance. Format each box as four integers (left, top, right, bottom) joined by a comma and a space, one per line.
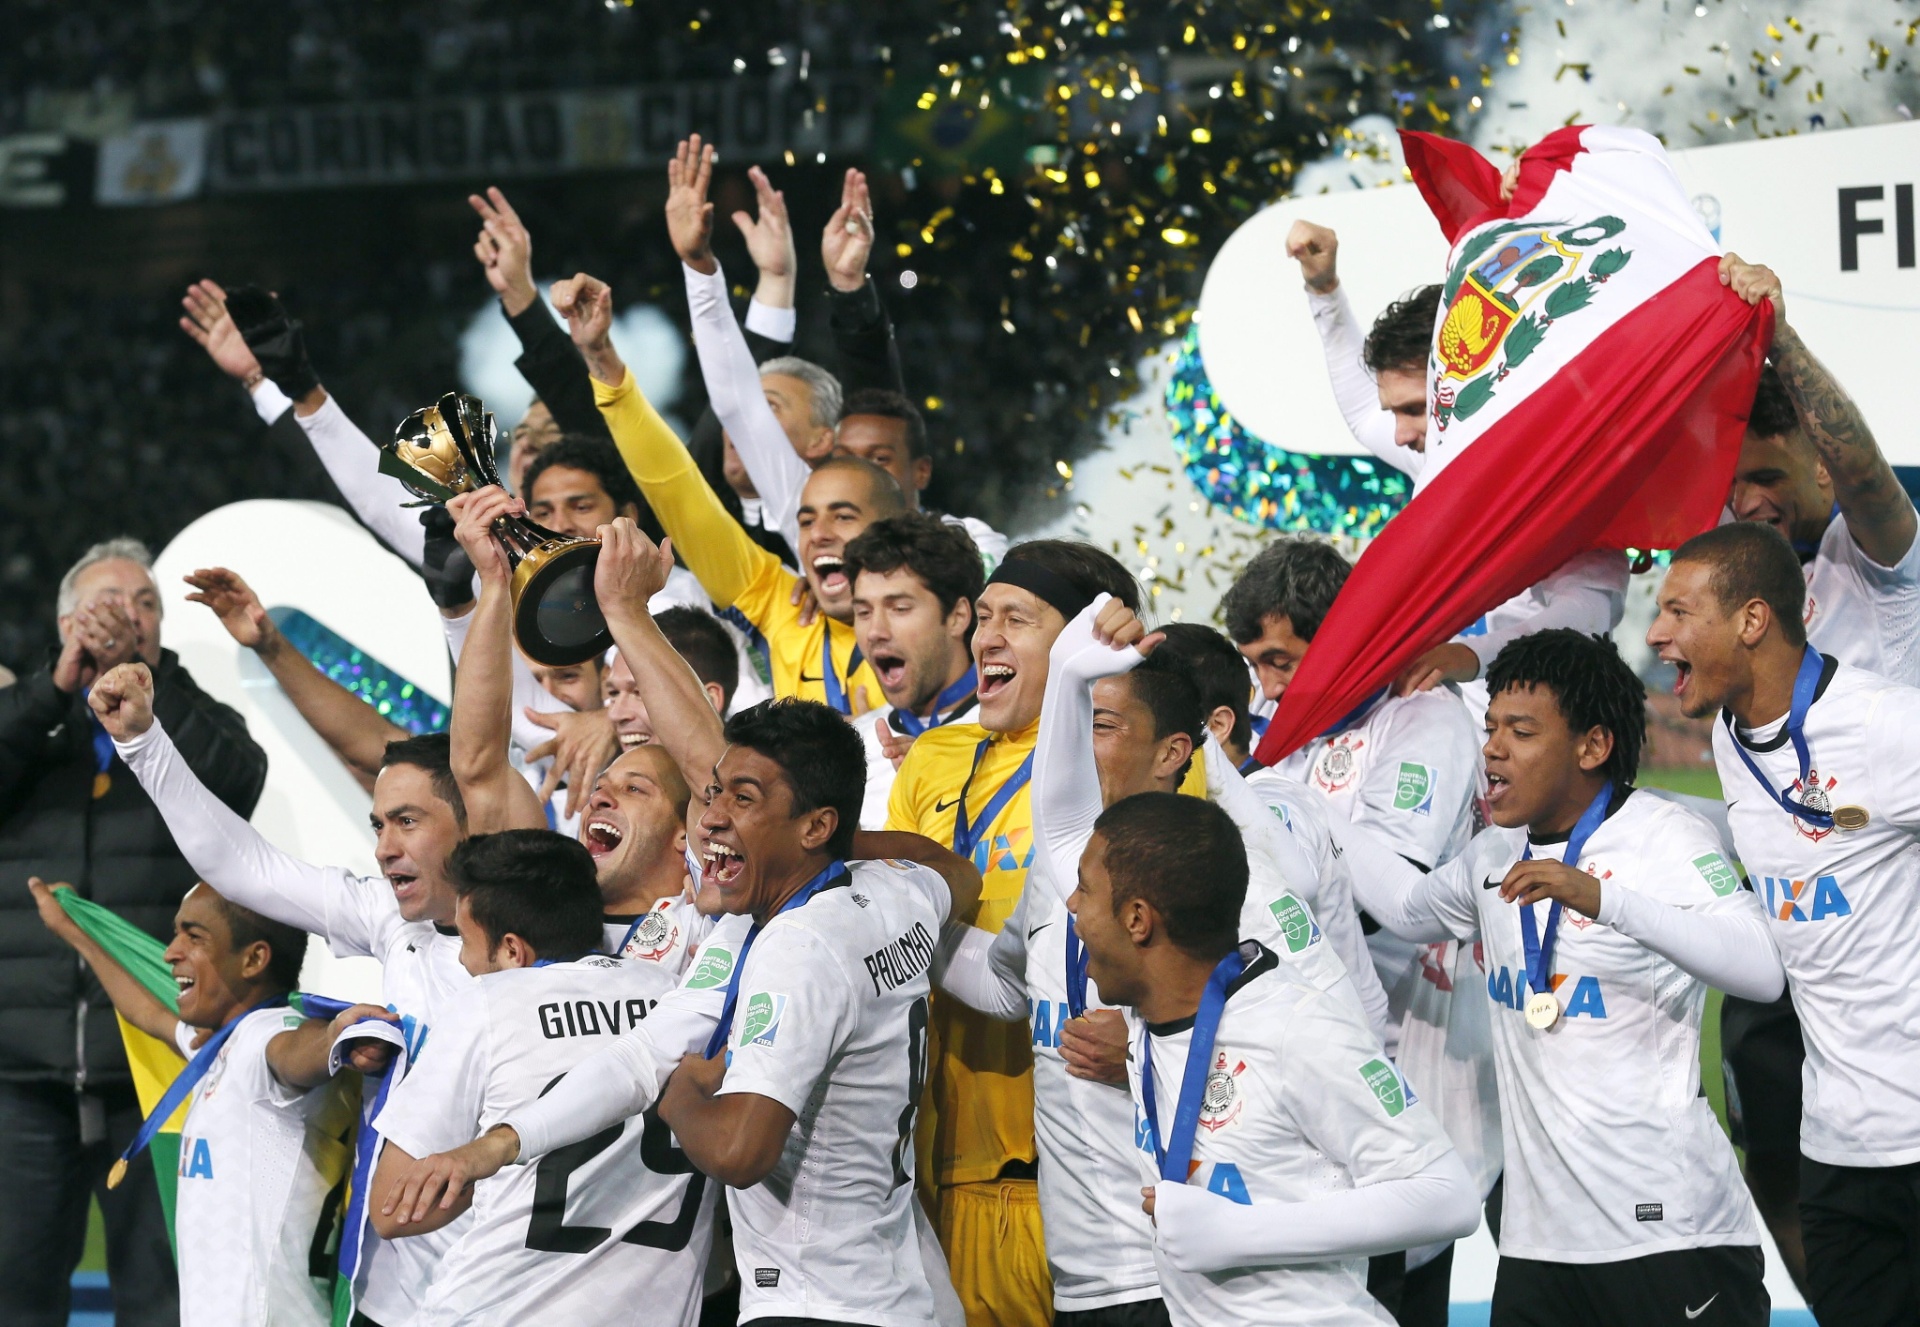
1340, 629, 1782, 1325
372, 831, 718, 1327
32, 877, 390, 1327
1650, 521, 1920, 1323
844, 512, 984, 826
1063, 792, 1481, 1325
887, 539, 1142, 1326
88, 661, 472, 1326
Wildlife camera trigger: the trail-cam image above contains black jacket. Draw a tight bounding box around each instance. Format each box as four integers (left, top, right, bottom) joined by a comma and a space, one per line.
0, 651, 267, 1087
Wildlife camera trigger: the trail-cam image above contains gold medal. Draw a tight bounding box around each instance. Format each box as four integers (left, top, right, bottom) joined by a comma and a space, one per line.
1834, 805, 1870, 831
92, 772, 110, 800
106, 1157, 128, 1190
1525, 991, 1560, 1030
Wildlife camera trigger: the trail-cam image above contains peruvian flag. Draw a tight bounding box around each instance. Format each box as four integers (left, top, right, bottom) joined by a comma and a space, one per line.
1254, 125, 1772, 764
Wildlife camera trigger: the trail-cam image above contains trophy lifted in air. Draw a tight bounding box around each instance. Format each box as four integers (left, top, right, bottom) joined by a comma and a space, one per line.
383, 392, 611, 666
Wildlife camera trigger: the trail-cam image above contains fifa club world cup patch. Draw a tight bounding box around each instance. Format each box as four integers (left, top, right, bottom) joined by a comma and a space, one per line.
685, 946, 734, 990
740, 992, 787, 1047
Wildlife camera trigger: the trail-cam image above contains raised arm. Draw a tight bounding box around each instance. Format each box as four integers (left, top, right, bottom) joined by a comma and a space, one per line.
593, 517, 730, 792
1031, 596, 1155, 902
93, 664, 364, 945
823, 168, 905, 395
1288, 221, 1414, 477
1722, 252, 1916, 567
183, 566, 404, 784
553, 272, 775, 612
670, 139, 812, 554
444, 489, 549, 833
468, 186, 612, 443
28, 878, 178, 1046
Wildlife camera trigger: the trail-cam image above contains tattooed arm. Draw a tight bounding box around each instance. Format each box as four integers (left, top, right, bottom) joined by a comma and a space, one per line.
1722, 253, 1917, 567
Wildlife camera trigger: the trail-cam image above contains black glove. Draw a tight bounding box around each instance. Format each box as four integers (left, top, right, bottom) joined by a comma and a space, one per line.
225, 285, 321, 399
419, 506, 477, 611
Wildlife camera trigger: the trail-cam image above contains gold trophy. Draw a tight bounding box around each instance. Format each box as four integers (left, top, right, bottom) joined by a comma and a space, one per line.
383, 392, 610, 666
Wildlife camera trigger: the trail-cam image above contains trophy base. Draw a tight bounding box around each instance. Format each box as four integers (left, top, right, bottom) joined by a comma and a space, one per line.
510, 537, 612, 667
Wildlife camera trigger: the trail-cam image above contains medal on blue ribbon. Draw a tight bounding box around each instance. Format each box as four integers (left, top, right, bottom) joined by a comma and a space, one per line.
1139, 946, 1248, 1182
1723, 647, 1834, 832
951, 738, 1034, 862
1517, 782, 1613, 1030
704, 860, 849, 1059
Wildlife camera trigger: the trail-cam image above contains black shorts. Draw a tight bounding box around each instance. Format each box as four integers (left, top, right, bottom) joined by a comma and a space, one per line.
1720, 990, 1805, 1156
1799, 1155, 1920, 1326
1490, 1245, 1769, 1327
1054, 1298, 1173, 1327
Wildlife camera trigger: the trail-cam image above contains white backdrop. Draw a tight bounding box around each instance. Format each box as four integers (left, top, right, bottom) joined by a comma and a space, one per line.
154, 499, 452, 1004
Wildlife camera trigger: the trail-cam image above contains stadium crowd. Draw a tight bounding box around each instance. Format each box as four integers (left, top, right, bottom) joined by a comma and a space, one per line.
2, 118, 1917, 1327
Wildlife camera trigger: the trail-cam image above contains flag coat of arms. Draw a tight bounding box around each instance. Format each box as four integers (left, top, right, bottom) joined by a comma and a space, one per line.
1256, 125, 1772, 763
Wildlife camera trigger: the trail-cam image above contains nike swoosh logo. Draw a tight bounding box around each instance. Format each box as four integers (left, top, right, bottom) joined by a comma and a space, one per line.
798, 672, 823, 683
1481, 876, 1502, 890
1027, 922, 1051, 939
1686, 1294, 1719, 1319
935, 796, 961, 813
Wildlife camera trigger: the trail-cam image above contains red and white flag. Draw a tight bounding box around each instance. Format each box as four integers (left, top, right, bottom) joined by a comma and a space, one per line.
1255, 125, 1772, 764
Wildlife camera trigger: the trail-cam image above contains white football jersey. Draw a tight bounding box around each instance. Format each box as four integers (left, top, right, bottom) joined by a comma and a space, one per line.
1396, 790, 1760, 1260
854, 708, 901, 831
716, 858, 950, 1327
1714, 657, 1920, 1166
603, 892, 713, 977
1244, 767, 1393, 1046
317, 876, 476, 1325
172, 1007, 355, 1327
1804, 512, 1920, 687
376, 956, 716, 1327
1274, 690, 1500, 1195
1127, 943, 1454, 1327
1275, 690, 1483, 875
1012, 861, 1162, 1312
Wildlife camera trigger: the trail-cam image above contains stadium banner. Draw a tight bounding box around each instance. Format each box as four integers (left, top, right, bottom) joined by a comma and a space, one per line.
203, 75, 871, 193
96, 118, 208, 205
1255, 126, 1771, 762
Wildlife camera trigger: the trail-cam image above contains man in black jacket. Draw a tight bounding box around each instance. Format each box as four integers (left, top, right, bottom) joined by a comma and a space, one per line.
0, 537, 267, 1327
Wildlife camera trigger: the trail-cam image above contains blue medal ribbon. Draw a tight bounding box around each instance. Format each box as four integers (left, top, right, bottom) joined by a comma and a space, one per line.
820, 630, 865, 716
889, 666, 979, 738
1517, 781, 1614, 1001
951, 738, 1035, 861
1317, 685, 1387, 741
110, 995, 289, 1186
704, 860, 849, 1058
1139, 946, 1248, 1183
1063, 914, 1091, 1020
1723, 647, 1834, 832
